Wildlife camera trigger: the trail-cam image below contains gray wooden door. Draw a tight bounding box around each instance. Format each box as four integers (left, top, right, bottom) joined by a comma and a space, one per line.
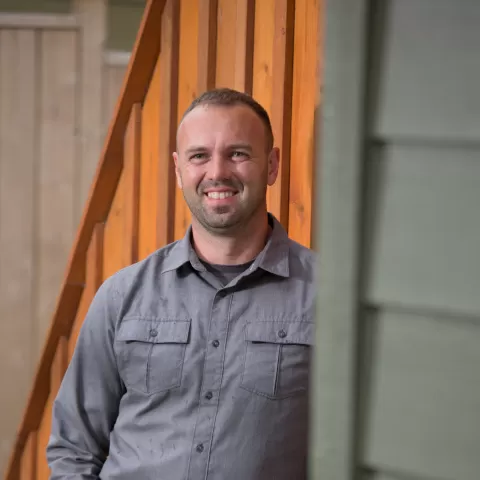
311, 1, 480, 479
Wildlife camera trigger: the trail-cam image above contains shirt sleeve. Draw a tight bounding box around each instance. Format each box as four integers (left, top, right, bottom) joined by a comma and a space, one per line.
47, 278, 124, 479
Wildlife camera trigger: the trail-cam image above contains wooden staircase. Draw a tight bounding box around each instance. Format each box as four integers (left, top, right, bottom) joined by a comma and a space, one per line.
4, 0, 322, 478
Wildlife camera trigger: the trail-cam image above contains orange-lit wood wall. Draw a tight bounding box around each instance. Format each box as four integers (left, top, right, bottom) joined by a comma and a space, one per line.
5, 0, 322, 478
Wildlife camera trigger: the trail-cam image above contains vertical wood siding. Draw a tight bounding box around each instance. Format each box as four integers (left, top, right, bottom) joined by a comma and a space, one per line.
4, 0, 322, 477
0, 3, 129, 474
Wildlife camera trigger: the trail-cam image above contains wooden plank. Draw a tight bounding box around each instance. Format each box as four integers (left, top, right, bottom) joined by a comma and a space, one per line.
309, 0, 324, 249
75, 0, 107, 221
174, 0, 199, 240
288, 0, 320, 247
20, 431, 37, 480
234, 0, 255, 94
36, 395, 53, 480
124, 104, 142, 266
365, 144, 480, 317
5, 1, 166, 476
50, 337, 68, 395
86, 223, 105, 296
37, 30, 78, 359
364, 309, 480, 480
252, 0, 275, 117
157, 0, 180, 249
68, 223, 104, 359
103, 172, 126, 279
216, 0, 237, 88
0, 13, 79, 29
197, 0, 218, 93
139, 56, 162, 260
268, 0, 295, 228
374, 0, 480, 142
68, 290, 89, 361
0, 29, 36, 475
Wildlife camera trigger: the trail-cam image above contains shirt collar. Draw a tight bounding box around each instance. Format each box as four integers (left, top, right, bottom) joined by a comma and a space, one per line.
160, 213, 290, 278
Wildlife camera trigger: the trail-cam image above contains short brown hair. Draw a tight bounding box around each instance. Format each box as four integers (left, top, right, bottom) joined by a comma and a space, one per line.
180, 88, 274, 151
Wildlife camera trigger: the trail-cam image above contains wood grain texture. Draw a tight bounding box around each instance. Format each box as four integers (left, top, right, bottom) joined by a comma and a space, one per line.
51, 337, 68, 395
19, 431, 36, 480
252, 0, 274, 116
234, 0, 255, 93
103, 172, 126, 279
0, 29, 37, 474
157, 0, 180, 248
124, 104, 142, 266
174, 0, 199, 240
216, 0, 237, 88
68, 223, 104, 359
37, 30, 78, 360
7, 0, 325, 476
197, 0, 218, 93
35, 394, 52, 480
68, 290, 88, 361
139, 55, 162, 260
5, 2, 166, 476
268, 0, 294, 228
288, 0, 320, 248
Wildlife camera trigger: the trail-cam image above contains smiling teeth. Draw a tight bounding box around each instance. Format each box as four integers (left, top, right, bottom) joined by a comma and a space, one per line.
207, 192, 235, 199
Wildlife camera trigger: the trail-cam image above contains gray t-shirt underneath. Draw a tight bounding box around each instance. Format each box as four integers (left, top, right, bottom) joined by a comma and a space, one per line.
200, 260, 254, 286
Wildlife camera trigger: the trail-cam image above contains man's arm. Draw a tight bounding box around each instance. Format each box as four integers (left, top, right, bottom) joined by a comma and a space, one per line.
47, 278, 124, 479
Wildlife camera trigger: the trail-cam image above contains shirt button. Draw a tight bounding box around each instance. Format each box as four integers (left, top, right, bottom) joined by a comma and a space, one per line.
149, 328, 158, 337
205, 391, 213, 400
196, 443, 204, 453
278, 329, 287, 339
212, 339, 220, 348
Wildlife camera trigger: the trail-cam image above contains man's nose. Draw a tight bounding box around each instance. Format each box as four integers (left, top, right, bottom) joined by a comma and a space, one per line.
208, 154, 230, 180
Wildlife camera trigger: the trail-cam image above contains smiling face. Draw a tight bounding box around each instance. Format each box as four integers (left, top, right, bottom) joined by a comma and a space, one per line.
173, 104, 279, 235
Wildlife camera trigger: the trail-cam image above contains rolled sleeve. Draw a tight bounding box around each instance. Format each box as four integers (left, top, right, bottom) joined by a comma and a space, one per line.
47, 278, 124, 479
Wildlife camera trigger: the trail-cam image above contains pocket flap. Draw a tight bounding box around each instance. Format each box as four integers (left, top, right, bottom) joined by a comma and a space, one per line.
246, 321, 314, 346
117, 319, 191, 344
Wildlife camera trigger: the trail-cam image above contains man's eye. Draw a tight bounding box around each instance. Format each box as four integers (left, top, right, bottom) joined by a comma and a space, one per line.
231, 151, 248, 159
190, 153, 207, 161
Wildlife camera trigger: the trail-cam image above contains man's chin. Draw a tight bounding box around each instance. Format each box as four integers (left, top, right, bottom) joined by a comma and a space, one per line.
201, 214, 242, 232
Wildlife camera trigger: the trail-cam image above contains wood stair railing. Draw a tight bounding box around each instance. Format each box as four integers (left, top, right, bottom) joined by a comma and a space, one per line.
5, 1, 164, 477
5, 0, 322, 477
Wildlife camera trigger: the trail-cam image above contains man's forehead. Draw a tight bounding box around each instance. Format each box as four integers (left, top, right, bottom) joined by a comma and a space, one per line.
180, 104, 261, 130
177, 104, 263, 146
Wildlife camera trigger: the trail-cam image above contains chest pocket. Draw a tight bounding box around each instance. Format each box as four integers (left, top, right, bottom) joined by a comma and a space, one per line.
240, 321, 314, 400
116, 319, 191, 395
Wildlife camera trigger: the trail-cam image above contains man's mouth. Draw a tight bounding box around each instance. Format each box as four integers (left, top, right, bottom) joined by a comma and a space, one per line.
205, 191, 236, 199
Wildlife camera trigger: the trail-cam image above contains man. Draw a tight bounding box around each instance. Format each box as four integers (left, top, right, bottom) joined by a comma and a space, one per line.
47, 88, 316, 479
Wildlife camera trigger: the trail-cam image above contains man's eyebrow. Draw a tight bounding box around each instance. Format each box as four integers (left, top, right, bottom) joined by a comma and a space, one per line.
184, 146, 208, 155
227, 143, 253, 152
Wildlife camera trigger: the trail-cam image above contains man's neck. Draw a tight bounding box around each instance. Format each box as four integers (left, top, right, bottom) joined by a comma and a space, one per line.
191, 212, 271, 266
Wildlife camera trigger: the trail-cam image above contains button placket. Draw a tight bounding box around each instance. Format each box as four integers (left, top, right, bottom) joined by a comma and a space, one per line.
187, 290, 231, 479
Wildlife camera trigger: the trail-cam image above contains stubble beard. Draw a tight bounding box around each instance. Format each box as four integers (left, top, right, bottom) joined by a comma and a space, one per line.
184, 188, 267, 236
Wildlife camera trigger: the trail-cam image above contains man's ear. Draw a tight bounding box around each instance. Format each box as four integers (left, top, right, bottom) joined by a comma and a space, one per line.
267, 147, 280, 186
173, 152, 182, 189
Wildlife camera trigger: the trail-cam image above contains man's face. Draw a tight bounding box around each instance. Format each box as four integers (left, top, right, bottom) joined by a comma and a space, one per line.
173, 104, 279, 234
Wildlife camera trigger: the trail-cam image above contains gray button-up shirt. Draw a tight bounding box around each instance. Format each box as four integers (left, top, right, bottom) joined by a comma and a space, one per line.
48, 214, 316, 479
